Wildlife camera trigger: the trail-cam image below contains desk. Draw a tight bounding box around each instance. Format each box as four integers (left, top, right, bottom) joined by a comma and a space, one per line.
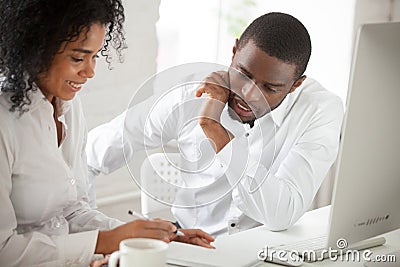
167, 206, 400, 267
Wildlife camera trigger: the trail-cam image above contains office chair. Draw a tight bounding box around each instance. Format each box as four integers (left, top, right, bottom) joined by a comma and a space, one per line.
140, 153, 184, 219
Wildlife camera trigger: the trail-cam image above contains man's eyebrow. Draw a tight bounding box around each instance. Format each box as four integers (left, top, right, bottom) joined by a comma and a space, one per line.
237, 63, 253, 77
237, 63, 285, 87
264, 81, 285, 87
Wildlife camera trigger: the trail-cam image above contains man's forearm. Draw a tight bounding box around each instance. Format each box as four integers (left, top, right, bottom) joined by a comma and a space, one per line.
199, 119, 233, 153
195, 71, 232, 153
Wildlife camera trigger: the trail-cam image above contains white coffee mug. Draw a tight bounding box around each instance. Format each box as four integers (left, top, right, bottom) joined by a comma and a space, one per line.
108, 238, 168, 267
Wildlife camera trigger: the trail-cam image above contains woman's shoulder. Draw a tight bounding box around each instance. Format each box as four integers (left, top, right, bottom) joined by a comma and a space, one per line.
0, 93, 18, 149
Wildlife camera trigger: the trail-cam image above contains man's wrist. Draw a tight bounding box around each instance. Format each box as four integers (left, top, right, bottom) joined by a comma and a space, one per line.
199, 98, 226, 123
198, 117, 221, 127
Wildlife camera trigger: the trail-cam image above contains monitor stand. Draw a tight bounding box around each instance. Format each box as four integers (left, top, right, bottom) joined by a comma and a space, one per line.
348, 237, 386, 251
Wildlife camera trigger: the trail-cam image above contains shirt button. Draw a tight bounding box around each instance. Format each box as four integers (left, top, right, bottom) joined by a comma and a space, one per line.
70, 178, 76, 185
228, 218, 240, 234
245, 133, 249, 137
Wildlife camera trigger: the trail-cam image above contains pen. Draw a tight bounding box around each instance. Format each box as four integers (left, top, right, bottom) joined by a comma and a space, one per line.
128, 210, 185, 236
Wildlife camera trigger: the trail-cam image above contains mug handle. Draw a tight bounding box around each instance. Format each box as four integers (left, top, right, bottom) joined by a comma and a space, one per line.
108, 251, 120, 267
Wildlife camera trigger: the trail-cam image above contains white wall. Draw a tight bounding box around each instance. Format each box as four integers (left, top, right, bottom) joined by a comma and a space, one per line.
157, 0, 357, 106
354, 0, 400, 38
80, 0, 161, 129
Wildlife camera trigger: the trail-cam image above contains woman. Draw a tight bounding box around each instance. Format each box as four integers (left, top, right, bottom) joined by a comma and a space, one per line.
0, 0, 214, 266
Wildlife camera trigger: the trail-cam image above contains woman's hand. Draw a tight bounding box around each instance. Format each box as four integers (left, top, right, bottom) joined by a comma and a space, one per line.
95, 219, 177, 254
95, 219, 215, 255
170, 228, 215, 249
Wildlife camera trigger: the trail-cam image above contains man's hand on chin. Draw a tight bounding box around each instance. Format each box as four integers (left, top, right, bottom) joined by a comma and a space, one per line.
196, 71, 233, 152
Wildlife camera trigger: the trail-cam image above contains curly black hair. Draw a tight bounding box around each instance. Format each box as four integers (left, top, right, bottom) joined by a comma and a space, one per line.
0, 0, 126, 113
237, 12, 312, 79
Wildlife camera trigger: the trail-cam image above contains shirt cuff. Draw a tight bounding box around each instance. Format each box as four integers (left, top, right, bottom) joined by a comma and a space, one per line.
54, 230, 99, 266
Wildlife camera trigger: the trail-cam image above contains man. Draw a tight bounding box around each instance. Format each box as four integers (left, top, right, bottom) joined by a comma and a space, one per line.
86, 12, 344, 236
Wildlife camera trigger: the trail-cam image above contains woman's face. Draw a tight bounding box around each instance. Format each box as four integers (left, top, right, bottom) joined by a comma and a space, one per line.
36, 23, 106, 102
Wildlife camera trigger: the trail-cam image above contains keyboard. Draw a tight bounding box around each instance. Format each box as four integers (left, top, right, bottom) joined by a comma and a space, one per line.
273, 235, 328, 252
270, 235, 328, 262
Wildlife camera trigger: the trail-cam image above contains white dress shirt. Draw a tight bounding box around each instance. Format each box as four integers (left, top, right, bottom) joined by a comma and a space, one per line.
0, 89, 122, 267
86, 77, 344, 235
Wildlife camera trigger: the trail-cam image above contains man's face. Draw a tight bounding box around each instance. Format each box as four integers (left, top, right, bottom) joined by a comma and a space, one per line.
228, 40, 304, 124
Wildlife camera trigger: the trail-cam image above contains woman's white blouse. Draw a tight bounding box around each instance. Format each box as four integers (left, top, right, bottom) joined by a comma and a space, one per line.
0, 89, 122, 266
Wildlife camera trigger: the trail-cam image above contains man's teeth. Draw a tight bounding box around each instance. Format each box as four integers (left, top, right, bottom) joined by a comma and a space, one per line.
67, 81, 82, 89
237, 102, 251, 111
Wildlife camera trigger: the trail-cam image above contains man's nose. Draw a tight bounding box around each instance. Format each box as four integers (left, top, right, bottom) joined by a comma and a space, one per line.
241, 82, 262, 102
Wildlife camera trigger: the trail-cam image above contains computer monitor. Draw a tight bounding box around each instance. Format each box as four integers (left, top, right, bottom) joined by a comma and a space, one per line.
327, 21, 400, 250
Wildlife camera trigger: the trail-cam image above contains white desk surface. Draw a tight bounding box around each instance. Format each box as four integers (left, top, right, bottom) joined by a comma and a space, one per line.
167, 206, 400, 267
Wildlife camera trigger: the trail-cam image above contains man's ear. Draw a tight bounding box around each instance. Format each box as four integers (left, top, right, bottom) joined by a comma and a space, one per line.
289, 75, 307, 93
232, 38, 239, 61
